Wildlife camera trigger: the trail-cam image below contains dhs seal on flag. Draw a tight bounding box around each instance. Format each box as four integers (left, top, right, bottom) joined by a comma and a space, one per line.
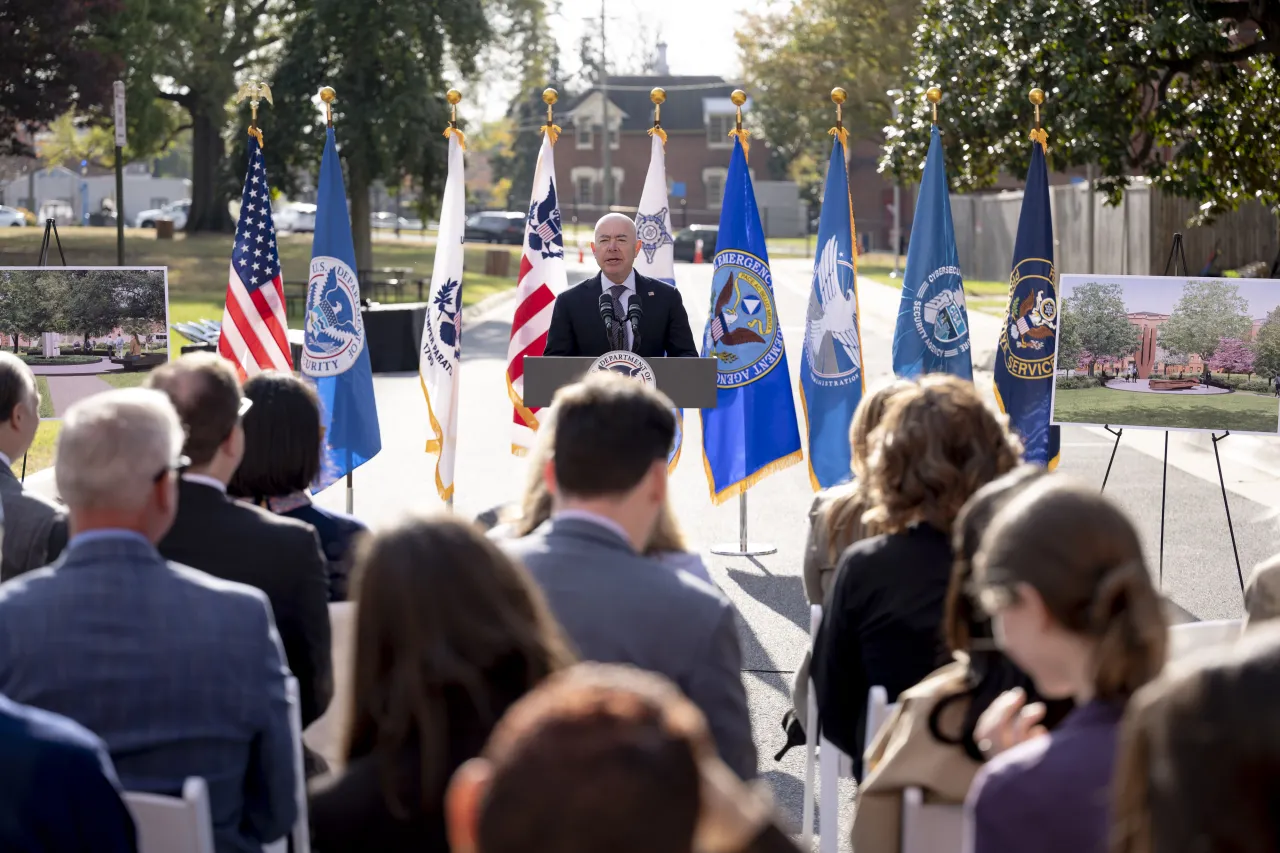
303, 256, 365, 377
589, 351, 656, 386
705, 251, 784, 389
910, 264, 971, 359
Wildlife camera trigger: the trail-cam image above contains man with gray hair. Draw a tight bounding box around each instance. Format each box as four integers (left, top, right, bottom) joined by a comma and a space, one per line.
0, 351, 67, 580
0, 388, 299, 853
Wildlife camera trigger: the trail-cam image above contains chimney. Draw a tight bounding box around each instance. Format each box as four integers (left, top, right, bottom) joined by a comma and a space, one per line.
655, 41, 669, 75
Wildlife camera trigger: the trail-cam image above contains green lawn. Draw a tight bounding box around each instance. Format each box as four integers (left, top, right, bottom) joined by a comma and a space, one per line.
98, 372, 153, 390
34, 378, 54, 418
857, 263, 1009, 315
1053, 386, 1280, 433
10, 421, 60, 478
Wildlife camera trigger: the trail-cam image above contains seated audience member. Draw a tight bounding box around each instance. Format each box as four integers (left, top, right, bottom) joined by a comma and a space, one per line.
852, 466, 1073, 853
308, 514, 571, 853
0, 693, 137, 853
147, 354, 332, 728
228, 370, 368, 601
811, 374, 1022, 771
501, 374, 757, 780
1242, 551, 1280, 630
0, 351, 68, 580
1112, 622, 1280, 853
446, 664, 803, 853
0, 389, 297, 853
964, 479, 1167, 853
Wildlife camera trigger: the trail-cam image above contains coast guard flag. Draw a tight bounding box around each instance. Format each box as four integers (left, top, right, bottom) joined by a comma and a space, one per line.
893, 125, 972, 380
420, 131, 465, 502
994, 131, 1060, 468
302, 127, 382, 489
506, 132, 568, 455
700, 138, 803, 503
800, 136, 864, 491
633, 131, 683, 471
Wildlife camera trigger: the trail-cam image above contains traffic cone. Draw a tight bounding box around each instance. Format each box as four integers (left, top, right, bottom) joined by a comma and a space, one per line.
578, 244, 585, 263
693, 238, 704, 264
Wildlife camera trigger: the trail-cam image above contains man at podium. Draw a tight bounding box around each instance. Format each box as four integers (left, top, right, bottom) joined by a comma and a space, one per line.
543, 213, 698, 359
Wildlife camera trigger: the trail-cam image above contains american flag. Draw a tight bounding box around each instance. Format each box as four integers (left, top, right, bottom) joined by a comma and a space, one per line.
218, 135, 292, 377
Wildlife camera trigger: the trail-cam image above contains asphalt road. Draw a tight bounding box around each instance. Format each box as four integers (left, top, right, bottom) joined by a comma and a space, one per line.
311, 258, 1280, 849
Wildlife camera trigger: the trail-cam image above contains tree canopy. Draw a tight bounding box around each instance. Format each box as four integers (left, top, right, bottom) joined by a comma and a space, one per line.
1059, 282, 1141, 376
883, 0, 1280, 221
1253, 307, 1280, 379
1160, 279, 1254, 372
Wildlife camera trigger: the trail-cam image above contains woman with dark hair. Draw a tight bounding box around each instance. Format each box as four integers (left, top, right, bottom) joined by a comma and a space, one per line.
965, 480, 1167, 853
308, 514, 573, 853
228, 371, 366, 600
851, 466, 1073, 853
1112, 622, 1280, 853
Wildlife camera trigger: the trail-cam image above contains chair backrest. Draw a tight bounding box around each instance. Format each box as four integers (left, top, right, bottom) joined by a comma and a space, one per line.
864, 685, 892, 758
1168, 619, 1241, 661
901, 786, 964, 853
125, 777, 215, 853
264, 675, 311, 853
302, 601, 356, 767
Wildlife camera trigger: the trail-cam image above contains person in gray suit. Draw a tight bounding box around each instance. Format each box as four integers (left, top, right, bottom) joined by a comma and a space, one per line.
501, 374, 757, 779
0, 352, 67, 580
0, 389, 297, 853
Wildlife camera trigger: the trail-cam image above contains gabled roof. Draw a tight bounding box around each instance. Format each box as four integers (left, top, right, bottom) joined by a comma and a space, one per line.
567, 75, 742, 132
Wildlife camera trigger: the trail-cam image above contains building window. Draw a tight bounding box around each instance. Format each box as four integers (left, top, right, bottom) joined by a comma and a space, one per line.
607, 126, 620, 150
576, 123, 594, 150
703, 168, 728, 209
575, 176, 594, 204
707, 114, 735, 147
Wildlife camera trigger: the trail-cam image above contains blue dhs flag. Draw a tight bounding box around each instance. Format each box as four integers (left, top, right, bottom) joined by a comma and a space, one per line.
799, 136, 864, 490
994, 132, 1060, 468
893, 126, 972, 380
302, 127, 382, 489
700, 139, 803, 503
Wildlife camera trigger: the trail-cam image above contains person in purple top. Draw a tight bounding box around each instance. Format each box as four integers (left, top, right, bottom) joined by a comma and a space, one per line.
963, 479, 1168, 853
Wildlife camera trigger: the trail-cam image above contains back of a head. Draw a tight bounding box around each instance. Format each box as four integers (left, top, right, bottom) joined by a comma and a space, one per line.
864, 374, 1022, 535
145, 353, 241, 465
0, 351, 35, 422
1113, 622, 1280, 853
977, 478, 1166, 702
551, 374, 675, 499
1243, 552, 1280, 631
477, 663, 705, 853
847, 378, 912, 479
56, 389, 185, 512
228, 371, 322, 499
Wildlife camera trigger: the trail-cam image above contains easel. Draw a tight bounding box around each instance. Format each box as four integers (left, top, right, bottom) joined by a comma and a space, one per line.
16, 220, 68, 483
1098, 232, 1244, 591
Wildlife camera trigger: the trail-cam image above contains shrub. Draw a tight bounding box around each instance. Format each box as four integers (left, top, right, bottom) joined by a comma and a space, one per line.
1056, 376, 1103, 390
18, 355, 103, 366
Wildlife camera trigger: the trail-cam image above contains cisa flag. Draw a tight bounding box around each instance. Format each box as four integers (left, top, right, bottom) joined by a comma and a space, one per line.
507, 132, 568, 455
303, 127, 382, 490
994, 130, 1060, 468
892, 125, 972, 380
800, 135, 864, 491
700, 138, 803, 503
420, 131, 465, 502
633, 130, 683, 471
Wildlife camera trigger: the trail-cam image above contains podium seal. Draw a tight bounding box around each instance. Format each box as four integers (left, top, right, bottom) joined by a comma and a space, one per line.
589, 351, 656, 386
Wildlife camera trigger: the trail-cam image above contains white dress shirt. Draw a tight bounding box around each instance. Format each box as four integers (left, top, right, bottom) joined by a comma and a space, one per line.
602, 269, 637, 350
181, 473, 227, 494
0, 451, 10, 469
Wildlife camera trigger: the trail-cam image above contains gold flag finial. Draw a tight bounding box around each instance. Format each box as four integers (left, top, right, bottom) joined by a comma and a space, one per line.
443, 89, 466, 150
926, 86, 942, 125
236, 81, 273, 148
728, 89, 751, 160
541, 88, 561, 144
828, 87, 849, 146
319, 87, 336, 127
648, 87, 668, 145
1028, 88, 1048, 151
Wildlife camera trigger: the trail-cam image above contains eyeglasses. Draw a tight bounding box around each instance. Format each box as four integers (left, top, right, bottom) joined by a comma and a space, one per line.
153, 454, 192, 484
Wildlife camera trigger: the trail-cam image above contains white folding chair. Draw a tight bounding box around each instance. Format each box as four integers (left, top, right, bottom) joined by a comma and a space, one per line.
864, 685, 891, 758
1168, 619, 1241, 660
901, 786, 965, 853
303, 601, 356, 768
813, 687, 897, 853
125, 776, 215, 853
802, 604, 821, 850
264, 676, 311, 853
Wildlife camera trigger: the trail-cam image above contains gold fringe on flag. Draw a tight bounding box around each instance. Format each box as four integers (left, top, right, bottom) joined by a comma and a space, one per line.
648, 87, 668, 145
443, 126, 467, 150
541, 88, 561, 145
1030, 127, 1049, 152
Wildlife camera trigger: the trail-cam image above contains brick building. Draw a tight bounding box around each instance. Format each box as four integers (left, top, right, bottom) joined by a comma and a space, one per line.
1091, 311, 1266, 375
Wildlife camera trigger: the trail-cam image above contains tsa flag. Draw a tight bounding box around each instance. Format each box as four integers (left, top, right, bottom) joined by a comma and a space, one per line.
303, 127, 382, 489
893, 125, 972, 380
994, 131, 1060, 468
700, 138, 803, 503
633, 130, 682, 471
799, 136, 864, 491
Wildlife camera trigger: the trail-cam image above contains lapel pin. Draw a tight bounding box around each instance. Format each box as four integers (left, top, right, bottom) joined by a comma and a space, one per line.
648, 291, 654, 296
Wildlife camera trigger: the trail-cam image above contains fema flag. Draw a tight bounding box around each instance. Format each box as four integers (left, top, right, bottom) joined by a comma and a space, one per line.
303, 127, 382, 489
994, 132, 1060, 468
892, 125, 972, 380
799, 135, 864, 490
700, 138, 803, 503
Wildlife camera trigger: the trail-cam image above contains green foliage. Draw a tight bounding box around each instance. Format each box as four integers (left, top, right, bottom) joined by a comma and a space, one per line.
1254, 306, 1280, 379
1160, 279, 1253, 371
1055, 375, 1102, 390
1061, 283, 1141, 365
884, 0, 1280, 221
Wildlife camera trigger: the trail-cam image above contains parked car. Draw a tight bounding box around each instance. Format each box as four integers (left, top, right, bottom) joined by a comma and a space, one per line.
673, 225, 719, 262
135, 199, 191, 229
277, 202, 316, 232
0, 206, 26, 227
464, 211, 525, 245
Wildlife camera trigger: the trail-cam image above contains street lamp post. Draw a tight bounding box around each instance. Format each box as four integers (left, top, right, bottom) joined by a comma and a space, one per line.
886, 89, 903, 278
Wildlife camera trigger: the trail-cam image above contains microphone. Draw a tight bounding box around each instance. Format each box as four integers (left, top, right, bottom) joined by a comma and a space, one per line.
626, 301, 643, 352
599, 292, 617, 346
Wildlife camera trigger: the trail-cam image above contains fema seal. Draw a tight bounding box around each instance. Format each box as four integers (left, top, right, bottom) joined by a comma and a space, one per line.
910, 264, 971, 359
705, 250, 784, 388
303, 256, 365, 377
999, 257, 1058, 380
589, 350, 656, 385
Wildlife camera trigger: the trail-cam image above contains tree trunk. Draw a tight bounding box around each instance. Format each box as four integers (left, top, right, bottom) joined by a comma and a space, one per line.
186, 99, 233, 233
348, 158, 374, 275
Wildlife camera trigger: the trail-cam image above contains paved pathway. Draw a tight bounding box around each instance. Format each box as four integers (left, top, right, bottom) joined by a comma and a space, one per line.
1103, 377, 1230, 395
44, 375, 114, 417
30, 357, 124, 376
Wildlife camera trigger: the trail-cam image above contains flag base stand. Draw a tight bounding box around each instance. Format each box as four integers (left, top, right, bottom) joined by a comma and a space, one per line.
709, 493, 776, 557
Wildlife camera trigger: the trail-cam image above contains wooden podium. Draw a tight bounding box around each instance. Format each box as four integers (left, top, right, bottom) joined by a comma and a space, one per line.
522, 355, 719, 408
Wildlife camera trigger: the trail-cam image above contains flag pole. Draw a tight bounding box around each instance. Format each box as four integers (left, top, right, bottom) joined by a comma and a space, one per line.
346, 471, 353, 514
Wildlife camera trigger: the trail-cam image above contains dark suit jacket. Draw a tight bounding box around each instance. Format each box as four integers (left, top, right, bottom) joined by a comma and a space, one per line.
0, 533, 297, 853
0, 692, 137, 853
0, 465, 68, 581
543, 272, 699, 358
160, 479, 332, 727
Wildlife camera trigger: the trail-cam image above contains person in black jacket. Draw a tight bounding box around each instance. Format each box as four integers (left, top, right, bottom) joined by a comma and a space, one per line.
810, 375, 1023, 776
542, 213, 698, 359
147, 354, 333, 730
